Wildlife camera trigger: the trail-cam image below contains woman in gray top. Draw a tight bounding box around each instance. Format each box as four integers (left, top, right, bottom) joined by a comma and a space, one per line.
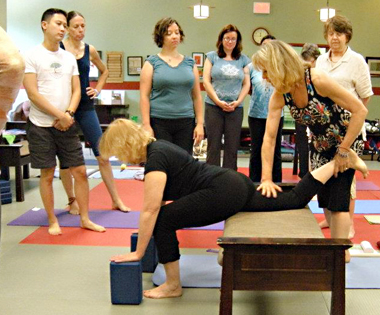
140, 17, 204, 154
203, 24, 250, 170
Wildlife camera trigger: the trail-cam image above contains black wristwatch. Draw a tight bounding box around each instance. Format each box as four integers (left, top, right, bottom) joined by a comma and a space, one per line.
65, 110, 75, 117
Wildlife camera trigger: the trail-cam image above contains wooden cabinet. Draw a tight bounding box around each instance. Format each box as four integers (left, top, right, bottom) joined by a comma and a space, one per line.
95, 104, 129, 124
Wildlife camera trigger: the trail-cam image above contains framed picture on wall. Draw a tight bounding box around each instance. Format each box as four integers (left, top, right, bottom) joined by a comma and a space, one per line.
89, 51, 102, 81
192, 52, 204, 67
127, 56, 143, 76
366, 57, 380, 76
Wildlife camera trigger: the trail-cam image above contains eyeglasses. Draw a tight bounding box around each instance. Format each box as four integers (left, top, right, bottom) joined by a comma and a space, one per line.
223, 37, 237, 43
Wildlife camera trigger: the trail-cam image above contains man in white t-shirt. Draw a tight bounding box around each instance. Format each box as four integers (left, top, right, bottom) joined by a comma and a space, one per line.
23, 8, 105, 235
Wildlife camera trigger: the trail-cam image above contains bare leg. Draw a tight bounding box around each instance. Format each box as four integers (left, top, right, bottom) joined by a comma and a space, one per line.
349, 199, 355, 239
59, 168, 80, 215
143, 260, 183, 299
330, 211, 352, 262
40, 168, 61, 235
319, 208, 331, 229
97, 156, 130, 212
70, 165, 106, 232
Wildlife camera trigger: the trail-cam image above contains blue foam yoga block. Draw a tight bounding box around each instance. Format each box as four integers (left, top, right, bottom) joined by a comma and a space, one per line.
131, 233, 159, 273
110, 261, 142, 305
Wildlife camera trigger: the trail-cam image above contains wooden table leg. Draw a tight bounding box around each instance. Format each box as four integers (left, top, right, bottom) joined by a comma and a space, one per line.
15, 165, 25, 202
23, 164, 30, 179
331, 250, 346, 315
220, 250, 234, 315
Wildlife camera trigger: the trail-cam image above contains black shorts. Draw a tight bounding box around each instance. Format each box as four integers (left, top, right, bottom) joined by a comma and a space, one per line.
26, 119, 84, 169
317, 168, 355, 212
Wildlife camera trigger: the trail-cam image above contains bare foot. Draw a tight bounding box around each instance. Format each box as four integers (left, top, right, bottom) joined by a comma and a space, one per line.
81, 220, 106, 232
349, 225, 355, 239
68, 198, 80, 215
319, 219, 329, 229
112, 201, 130, 212
48, 222, 62, 235
349, 149, 369, 178
345, 250, 351, 263
143, 282, 183, 299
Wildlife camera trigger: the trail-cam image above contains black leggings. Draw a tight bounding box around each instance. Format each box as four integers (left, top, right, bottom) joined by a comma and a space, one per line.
153, 171, 323, 264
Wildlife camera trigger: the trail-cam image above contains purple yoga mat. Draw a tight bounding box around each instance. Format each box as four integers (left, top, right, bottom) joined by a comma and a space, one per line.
7, 209, 225, 230
356, 181, 380, 191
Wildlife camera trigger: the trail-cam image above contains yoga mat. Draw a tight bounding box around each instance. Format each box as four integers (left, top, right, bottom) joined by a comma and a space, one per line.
85, 159, 121, 166
20, 228, 223, 248
89, 180, 144, 210
152, 255, 380, 289
89, 169, 144, 180
309, 200, 380, 214
315, 214, 380, 250
8, 208, 225, 230
153, 255, 222, 288
357, 181, 380, 191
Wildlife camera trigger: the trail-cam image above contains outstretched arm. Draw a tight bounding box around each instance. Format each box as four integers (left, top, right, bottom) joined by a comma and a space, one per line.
110, 171, 167, 262
0, 27, 25, 131
257, 91, 285, 198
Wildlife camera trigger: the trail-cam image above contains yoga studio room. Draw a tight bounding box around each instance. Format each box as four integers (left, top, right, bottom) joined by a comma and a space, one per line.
1, 0, 380, 314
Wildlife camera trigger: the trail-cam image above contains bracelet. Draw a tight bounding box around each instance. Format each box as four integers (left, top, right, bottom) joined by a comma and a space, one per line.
65, 110, 75, 118
94, 89, 99, 96
338, 145, 350, 152
337, 148, 349, 158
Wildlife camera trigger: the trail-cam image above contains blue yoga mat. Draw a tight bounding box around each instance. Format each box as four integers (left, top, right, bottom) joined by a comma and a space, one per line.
88, 169, 144, 180
7, 209, 225, 230
308, 200, 380, 214
152, 255, 380, 289
85, 159, 121, 166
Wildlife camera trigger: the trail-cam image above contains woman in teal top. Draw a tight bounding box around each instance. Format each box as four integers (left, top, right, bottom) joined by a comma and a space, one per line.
203, 24, 250, 170
140, 17, 204, 154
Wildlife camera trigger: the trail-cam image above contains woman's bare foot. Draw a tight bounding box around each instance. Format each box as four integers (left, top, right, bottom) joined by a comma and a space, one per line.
81, 220, 106, 232
112, 200, 130, 212
143, 282, 183, 299
319, 219, 329, 229
345, 250, 351, 263
68, 197, 80, 215
348, 149, 369, 178
349, 225, 355, 239
48, 222, 62, 235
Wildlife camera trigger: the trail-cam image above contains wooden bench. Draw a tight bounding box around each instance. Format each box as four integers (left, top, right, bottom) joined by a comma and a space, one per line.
0, 140, 30, 202
217, 206, 352, 315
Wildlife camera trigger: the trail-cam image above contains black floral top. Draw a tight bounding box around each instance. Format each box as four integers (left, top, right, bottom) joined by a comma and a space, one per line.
283, 68, 363, 170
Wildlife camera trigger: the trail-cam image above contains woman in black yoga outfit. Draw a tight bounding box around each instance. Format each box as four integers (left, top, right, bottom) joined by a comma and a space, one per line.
99, 118, 368, 299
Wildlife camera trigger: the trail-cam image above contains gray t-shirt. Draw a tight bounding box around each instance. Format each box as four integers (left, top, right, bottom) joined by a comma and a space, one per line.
205, 51, 250, 107
147, 55, 195, 119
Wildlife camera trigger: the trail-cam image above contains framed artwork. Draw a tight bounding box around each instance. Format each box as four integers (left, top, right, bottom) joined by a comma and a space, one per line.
192, 52, 204, 67
366, 57, 380, 76
127, 56, 143, 76
89, 51, 102, 81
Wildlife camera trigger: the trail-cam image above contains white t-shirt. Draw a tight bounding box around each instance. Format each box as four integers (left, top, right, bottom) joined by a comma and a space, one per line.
316, 47, 373, 99
316, 47, 373, 139
24, 44, 79, 127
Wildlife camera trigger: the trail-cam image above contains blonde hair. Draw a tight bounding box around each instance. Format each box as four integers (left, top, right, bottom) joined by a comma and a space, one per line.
252, 40, 307, 94
99, 119, 153, 164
